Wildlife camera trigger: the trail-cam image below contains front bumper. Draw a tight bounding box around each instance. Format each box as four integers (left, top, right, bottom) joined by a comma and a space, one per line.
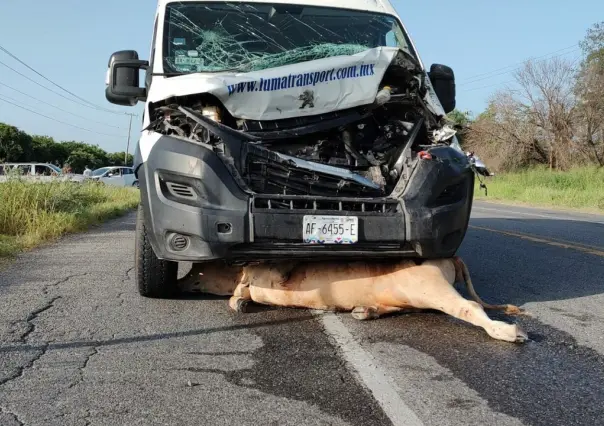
136, 135, 474, 263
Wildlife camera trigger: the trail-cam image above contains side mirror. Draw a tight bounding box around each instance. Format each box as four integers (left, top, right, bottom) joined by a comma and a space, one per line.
428, 64, 456, 114
105, 50, 149, 106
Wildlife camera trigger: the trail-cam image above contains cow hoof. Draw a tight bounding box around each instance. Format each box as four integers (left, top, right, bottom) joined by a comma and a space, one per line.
352, 307, 379, 321
228, 297, 252, 313
236, 299, 251, 313
515, 325, 529, 343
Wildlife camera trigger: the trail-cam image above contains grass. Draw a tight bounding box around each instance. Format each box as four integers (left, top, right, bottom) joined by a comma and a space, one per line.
0, 180, 139, 258
474, 166, 604, 213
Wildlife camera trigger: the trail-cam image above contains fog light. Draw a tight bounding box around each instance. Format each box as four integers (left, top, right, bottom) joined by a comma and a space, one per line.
169, 234, 189, 251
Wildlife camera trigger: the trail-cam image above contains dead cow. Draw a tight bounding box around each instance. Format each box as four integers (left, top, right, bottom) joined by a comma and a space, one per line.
180, 256, 528, 343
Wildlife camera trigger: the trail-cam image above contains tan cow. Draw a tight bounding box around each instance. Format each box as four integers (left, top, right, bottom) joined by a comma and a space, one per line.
180, 256, 528, 343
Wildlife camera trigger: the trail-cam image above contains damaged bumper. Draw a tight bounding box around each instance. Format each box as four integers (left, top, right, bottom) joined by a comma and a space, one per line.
137, 134, 474, 262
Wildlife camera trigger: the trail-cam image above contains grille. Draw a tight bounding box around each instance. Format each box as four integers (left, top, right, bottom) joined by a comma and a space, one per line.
253, 196, 398, 213
245, 154, 384, 198
240, 108, 358, 132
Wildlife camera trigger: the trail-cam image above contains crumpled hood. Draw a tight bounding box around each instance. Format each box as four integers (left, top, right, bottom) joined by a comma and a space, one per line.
147, 46, 423, 122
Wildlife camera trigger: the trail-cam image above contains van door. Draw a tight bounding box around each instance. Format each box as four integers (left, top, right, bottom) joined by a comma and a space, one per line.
103, 167, 124, 186
122, 167, 135, 186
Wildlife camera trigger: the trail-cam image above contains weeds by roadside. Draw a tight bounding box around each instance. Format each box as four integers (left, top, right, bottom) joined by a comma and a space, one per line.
0, 180, 139, 257
474, 166, 604, 212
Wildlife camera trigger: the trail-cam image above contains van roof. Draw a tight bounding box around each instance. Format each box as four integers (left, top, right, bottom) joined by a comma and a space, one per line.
157, 0, 398, 15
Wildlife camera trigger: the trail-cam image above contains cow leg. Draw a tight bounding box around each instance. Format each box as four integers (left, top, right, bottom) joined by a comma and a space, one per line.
408, 277, 528, 343
449, 300, 528, 343
228, 282, 252, 313
351, 306, 404, 321
434, 297, 527, 343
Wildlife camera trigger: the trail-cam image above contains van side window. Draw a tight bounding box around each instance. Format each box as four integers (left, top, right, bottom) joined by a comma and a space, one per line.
35, 165, 52, 176
17, 165, 30, 175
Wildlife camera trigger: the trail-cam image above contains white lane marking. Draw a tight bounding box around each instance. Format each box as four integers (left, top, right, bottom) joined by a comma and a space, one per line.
316, 311, 424, 426
472, 205, 604, 224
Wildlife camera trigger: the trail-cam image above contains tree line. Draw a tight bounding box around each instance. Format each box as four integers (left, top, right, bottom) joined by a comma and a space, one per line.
450, 22, 604, 172
0, 122, 133, 173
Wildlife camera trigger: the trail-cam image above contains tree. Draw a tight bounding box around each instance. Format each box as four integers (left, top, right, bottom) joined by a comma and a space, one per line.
513, 57, 577, 170
446, 109, 473, 147
0, 121, 128, 171
61, 141, 109, 170
0, 123, 33, 162
465, 57, 577, 171
575, 21, 604, 166
580, 21, 604, 68
66, 150, 97, 173
107, 152, 134, 167
466, 96, 545, 171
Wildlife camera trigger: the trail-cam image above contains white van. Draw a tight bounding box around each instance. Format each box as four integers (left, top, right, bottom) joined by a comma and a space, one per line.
0, 163, 82, 183
105, 0, 477, 298
89, 166, 139, 187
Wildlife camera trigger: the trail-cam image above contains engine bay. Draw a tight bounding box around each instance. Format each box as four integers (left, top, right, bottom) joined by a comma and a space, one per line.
146, 50, 457, 197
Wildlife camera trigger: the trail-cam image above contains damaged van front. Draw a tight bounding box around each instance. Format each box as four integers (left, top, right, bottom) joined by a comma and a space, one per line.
106, 0, 475, 297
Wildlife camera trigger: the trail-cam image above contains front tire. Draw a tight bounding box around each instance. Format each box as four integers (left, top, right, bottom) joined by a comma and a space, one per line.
135, 203, 178, 298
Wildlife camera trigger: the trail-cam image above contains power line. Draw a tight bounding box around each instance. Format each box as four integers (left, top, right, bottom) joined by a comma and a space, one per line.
459, 44, 579, 83
0, 44, 124, 115
460, 47, 581, 87
0, 59, 112, 112
0, 96, 124, 138
0, 82, 125, 130
464, 80, 516, 92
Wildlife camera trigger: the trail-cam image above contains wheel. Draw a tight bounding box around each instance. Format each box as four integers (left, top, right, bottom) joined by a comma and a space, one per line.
133, 180, 139, 189
135, 203, 178, 298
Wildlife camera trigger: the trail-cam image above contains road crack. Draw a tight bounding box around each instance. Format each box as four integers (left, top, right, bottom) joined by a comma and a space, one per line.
68, 347, 99, 390
0, 406, 24, 426
42, 272, 89, 295
18, 296, 61, 343
0, 344, 47, 388
124, 267, 134, 282
1, 273, 88, 391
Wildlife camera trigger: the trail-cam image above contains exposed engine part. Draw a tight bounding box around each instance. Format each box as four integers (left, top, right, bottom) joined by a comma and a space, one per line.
374, 86, 392, 106
147, 53, 457, 198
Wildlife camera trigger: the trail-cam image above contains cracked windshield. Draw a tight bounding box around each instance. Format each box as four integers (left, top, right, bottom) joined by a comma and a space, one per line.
163, 2, 412, 73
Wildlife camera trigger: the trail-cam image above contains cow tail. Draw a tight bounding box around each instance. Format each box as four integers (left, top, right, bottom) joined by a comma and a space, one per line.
452, 256, 524, 316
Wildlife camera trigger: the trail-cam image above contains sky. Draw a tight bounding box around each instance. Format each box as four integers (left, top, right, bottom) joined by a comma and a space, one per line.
0, 0, 602, 154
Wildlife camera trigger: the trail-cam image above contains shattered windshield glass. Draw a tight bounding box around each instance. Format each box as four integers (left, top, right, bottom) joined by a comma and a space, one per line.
162, 2, 413, 74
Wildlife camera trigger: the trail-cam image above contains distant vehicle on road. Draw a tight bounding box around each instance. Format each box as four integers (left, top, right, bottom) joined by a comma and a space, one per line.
0, 162, 83, 183
89, 166, 139, 187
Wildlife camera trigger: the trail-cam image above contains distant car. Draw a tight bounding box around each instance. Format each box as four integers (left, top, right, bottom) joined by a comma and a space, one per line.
0, 162, 83, 183
89, 166, 138, 187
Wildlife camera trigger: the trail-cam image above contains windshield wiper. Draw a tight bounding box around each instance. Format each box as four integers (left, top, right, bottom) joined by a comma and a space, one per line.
154, 67, 248, 77
152, 72, 187, 77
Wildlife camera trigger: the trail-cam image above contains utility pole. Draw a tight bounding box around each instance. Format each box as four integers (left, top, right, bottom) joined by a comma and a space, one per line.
124, 113, 135, 166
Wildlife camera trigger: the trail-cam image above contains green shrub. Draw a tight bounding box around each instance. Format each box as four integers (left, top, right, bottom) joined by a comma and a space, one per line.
475, 166, 604, 211
0, 181, 139, 256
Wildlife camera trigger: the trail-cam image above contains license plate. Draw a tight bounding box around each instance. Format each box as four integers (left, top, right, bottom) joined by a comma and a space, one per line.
303, 215, 358, 244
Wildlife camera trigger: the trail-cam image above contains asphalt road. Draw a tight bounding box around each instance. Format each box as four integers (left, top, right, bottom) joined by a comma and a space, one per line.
1, 200, 603, 426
